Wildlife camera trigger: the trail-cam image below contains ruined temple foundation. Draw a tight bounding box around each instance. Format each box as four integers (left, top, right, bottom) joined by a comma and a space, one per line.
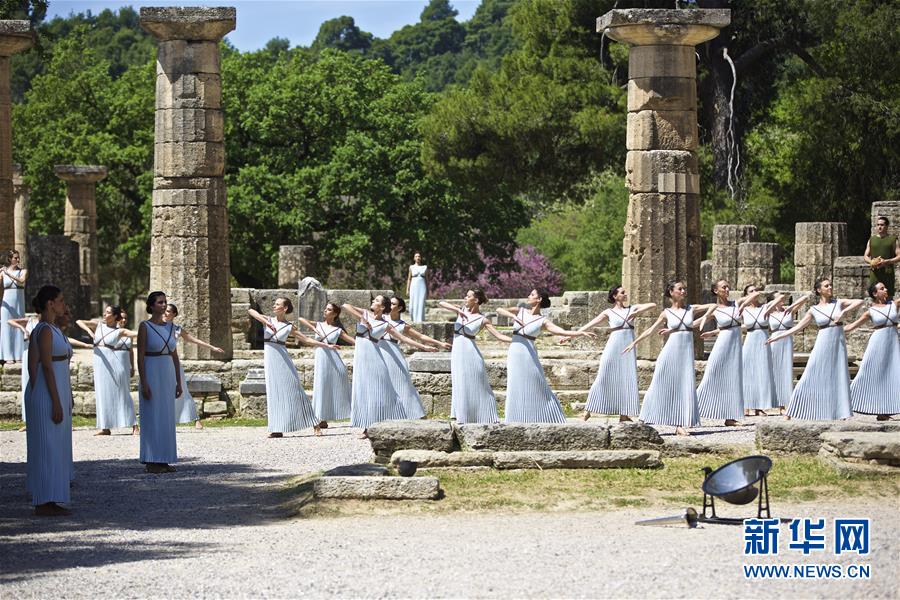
794, 222, 848, 292
712, 224, 757, 287
597, 8, 730, 357
0, 21, 34, 254
141, 7, 235, 360
55, 165, 107, 314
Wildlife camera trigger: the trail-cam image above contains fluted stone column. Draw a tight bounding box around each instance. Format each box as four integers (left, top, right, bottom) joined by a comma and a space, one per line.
12, 163, 28, 266
597, 8, 730, 357
712, 224, 757, 286
794, 222, 847, 292
737, 242, 781, 291
55, 165, 106, 314
0, 21, 34, 254
141, 7, 235, 360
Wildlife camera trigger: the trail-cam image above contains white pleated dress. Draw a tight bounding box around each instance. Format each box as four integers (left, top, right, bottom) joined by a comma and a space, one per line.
786, 302, 853, 420
312, 322, 351, 421
504, 308, 565, 423
139, 320, 178, 464
93, 323, 136, 429
409, 265, 428, 323
172, 325, 199, 424
1, 267, 25, 361
585, 307, 640, 416
768, 310, 795, 408
262, 317, 319, 433
742, 306, 779, 410
20, 317, 37, 422
450, 311, 499, 423
350, 312, 406, 429
697, 304, 744, 420
639, 307, 701, 427
383, 317, 426, 419
850, 303, 900, 415
24, 322, 73, 506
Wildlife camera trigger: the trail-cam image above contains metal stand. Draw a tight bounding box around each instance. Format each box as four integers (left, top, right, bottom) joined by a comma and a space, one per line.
699, 470, 770, 525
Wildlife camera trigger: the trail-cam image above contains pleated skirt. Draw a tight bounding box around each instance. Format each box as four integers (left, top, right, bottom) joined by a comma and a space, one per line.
450, 336, 499, 424
0, 288, 24, 361
409, 278, 427, 323
20, 347, 28, 422
786, 327, 853, 420
382, 341, 426, 419
742, 329, 778, 410
769, 335, 794, 408
263, 342, 319, 433
25, 362, 73, 505
139, 355, 178, 464
174, 364, 199, 423
639, 331, 700, 427
586, 329, 640, 416
350, 338, 405, 429
697, 328, 744, 419
313, 346, 351, 421
850, 327, 900, 415
94, 347, 136, 429
504, 337, 565, 423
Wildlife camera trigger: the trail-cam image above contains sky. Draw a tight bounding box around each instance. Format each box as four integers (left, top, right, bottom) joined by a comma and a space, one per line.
44, 1, 482, 51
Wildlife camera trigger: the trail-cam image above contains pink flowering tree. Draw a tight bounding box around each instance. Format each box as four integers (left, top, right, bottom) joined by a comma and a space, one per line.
431, 245, 563, 299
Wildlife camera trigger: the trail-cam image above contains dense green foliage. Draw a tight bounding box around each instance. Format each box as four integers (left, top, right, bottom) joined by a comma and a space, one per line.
6, 0, 899, 307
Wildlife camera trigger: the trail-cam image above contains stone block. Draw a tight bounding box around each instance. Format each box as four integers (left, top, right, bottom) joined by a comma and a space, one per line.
627, 45, 696, 80
185, 373, 222, 393
756, 419, 900, 455
202, 400, 227, 415
151, 204, 228, 238
238, 394, 266, 418
793, 222, 848, 291
409, 372, 452, 396
819, 431, 900, 464
323, 464, 389, 477
832, 256, 870, 299
313, 476, 441, 500
661, 437, 753, 457
491, 450, 661, 470
737, 242, 781, 289
154, 141, 225, 178
367, 420, 457, 461
155, 108, 224, 143
278, 246, 316, 287
389, 450, 495, 469
608, 422, 664, 449
627, 76, 696, 112
156, 40, 222, 74
408, 352, 451, 373
563, 291, 589, 306
456, 422, 610, 452
410, 322, 454, 344
627, 110, 698, 151
155, 72, 222, 109
0, 391, 19, 418
296, 277, 328, 323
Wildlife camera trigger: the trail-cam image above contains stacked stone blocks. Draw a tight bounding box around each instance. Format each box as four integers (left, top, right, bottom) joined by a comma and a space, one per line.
794, 222, 847, 292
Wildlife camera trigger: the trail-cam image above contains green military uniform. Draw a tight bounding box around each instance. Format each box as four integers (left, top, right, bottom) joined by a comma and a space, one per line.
868, 234, 898, 297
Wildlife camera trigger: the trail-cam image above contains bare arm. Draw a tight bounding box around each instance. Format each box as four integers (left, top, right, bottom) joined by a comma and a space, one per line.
697, 304, 716, 332
737, 291, 762, 311
483, 321, 512, 343
179, 329, 224, 353
5, 267, 27, 286
767, 311, 814, 344
341, 304, 365, 320
863, 239, 873, 263
75, 318, 98, 338
67, 337, 92, 349
438, 301, 466, 318
623, 312, 667, 354
172, 347, 182, 399
7, 317, 30, 334
762, 294, 786, 318
137, 322, 150, 400
290, 327, 338, 350
843, 311, 870, 333
388, 326, 436, 351
838, 298, 865, 320
338, 331, 356, 345
630, 302, 658, 317
788, 294, 810, 315
405, 267, 412, 296
496, 307, 523, 325
297, 317, 318, 333
403, 325, 451, 349
575, 310, 610, 333
892, 237, 900, 265
36, 327, 64, 424
544, 319, 596, 338
247, 308, 274, 330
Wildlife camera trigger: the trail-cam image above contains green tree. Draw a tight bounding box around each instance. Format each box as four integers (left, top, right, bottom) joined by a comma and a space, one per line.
311, 16, 372, 55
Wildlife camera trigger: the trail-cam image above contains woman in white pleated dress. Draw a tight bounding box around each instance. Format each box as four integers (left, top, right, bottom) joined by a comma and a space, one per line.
574, 286, 655, 422
738, 285, 783, 416
625, 280, 709, 436
767, 277, 863, 421
138, 292, 182, 473
844, 282, 900, 420
1, 249, 28, 363
767, 293, 809, 413
383, 296, 448, 419
76, 306, 137, 435
248, 297, 335, 438
497, 288, 596, 423
24, 285, 73, 516
298, 302, 355, 428
406, 252, 428, 323
342, 296, 409, 438
8, 314, 37, 428
440, 289, 511, 423
164, 303, 225, 429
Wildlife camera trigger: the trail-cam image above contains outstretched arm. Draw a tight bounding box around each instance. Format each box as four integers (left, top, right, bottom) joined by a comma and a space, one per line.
247, 308, 274, 330
179, 329, 225, 354
297, 317, 318, 334
483, 321, 512, 343
7, 317, 30, 334
388, 326, 437, 351
544, 320, 597, 339
67, 337, 93, 349
788, 294, 810, 315
767, 311, 814, 344
622, 312, 667, 354
290, 328, 338, 350
341, 304, 365, 320
762, 293, 786, 318
438, 301, 467, 319
697, 304, 716, 332
496, 307, 523, 326
75, 318, 98, 338
338, 331, 356, 345
403, 325, 451, 350
843, 311, 870, 333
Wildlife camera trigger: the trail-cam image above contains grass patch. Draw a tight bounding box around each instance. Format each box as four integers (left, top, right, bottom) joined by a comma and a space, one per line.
1, 416, 97, 430
289, 454, 899, 519
177, 418, 269, 428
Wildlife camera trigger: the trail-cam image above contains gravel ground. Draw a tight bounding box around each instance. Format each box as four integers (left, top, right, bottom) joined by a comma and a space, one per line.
1, 425, 897, 598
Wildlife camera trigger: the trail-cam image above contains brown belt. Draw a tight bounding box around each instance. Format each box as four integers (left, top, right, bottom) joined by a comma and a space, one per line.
609, 325, 634, 331
357, 332, 379, 344
514, 332, 536, 341
819, 323, 844, 329
748, 326, 769, 331
454, 330, 476, 339
264, 339, 286, 346
145, 350, 171, 356
872, 323, 897, 330
52, 355, 69, 362
95, 343, 128, 352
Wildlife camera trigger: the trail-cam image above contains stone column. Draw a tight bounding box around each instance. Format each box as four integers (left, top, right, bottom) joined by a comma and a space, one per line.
12, 163, 28, 266
794, 222, 847, 292
871, 201, 900, 293
712, 224, 757, 286
0, 21, 34, 254
737, 242, 781, 291
141, 7, 235, 360
597, 8, 730, 357
26, 234, 82, 322
54, 165, 106, 314
278, 244, 316, 287
832, 256, 869, 300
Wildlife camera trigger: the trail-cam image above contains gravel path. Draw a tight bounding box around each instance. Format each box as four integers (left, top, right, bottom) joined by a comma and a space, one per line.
1, 425, 897, 598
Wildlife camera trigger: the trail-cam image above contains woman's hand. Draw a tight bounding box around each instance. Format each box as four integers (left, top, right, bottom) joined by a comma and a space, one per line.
142, 383, 152, 400
658, 328, 673, 337
130, 367, 135, 378
580, 331, 597, 339
175, 381, 182, 399
622, 341, 636, 354
212, 346, 225, 354
558, 336, 570, 345
439, 341, 452, 350
700, 329, 719, 340
51, 401, 63, 424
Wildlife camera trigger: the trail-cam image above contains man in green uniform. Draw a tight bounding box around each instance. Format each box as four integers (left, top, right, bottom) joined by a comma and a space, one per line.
864, 215, 900, 297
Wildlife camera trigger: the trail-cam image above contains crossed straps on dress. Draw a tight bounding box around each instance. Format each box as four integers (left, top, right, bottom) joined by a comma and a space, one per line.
2, 267, 22, 289
665, 306, 694, 331
746, 307, 769, 331
315, 322, 341, 343
811, 302, 843, 329
144, 322, 174, 356
769, 311, 792, 332
608, 306, 635, 331
94, 323, 127, 351
33, 322, 72, 361
356, 311, 388, 343
712, 303, 741, 330
264, 320, 292, 346
512, 308, 543, 341
453, 312, 484, 339
869, 304, 899, 329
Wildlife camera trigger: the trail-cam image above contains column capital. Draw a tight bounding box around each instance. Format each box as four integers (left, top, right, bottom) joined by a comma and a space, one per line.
54, 165, 108, 184
0, 20, 34, 56
597, 9, 730, 46
140, 7, 235, 42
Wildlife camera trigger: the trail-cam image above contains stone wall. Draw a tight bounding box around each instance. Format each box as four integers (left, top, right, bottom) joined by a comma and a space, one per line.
278, 245, 315, 287
25, 234, 86, 321
736, 242, 780, 290
712, 224, 757, 286
794, 222, 847, 292
833, 256, 870, 299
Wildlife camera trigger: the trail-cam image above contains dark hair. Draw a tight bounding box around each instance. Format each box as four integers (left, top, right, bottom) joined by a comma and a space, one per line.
32, 285, 62, 313
326, 302, 346, 332
374, 295, 389, 312
711, 279, 729, 294
664, 279, 682, 299
535, 287, 551, 309
608, 285, 623, 304
813, 277, 834, 302
107, 304, 123, 320
146, 291, 166, 314
743, 284, 756, 296
3, 249, 19, 266
276, 297, 294, 314
392, 296, 407, 313
867, 281, 882, 299
876, 215, 890, 226
167, 303, 179, 317
470, 288, 487, 305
